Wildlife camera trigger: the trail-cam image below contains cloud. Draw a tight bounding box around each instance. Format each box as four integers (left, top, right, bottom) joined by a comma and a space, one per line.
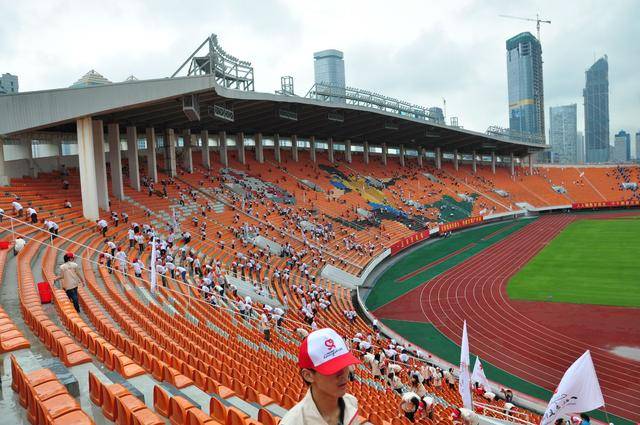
1, 0, 638, 152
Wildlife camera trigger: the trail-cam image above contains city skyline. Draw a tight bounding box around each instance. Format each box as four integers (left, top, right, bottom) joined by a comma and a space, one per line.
1, 0, 637, 147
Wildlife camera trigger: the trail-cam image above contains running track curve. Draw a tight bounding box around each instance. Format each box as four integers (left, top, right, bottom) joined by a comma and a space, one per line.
374, 214, 640, 422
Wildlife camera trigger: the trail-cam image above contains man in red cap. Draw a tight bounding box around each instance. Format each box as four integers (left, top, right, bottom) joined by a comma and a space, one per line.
280, 328, 361, 425
54, 252, 85, 313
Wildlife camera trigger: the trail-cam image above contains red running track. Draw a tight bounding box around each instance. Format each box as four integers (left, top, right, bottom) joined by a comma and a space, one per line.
375, 214, 640, 422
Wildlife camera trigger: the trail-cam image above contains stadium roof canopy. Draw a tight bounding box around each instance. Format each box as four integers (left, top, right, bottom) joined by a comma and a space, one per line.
0, 74, 544, 157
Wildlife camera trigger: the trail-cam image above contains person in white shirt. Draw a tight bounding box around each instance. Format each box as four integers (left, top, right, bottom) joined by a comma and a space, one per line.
128, 228, 135, 249
133, 259, 143, 278
12, 200, 23, 217
176, 265, 187, 281
26, 206, 37, 224
452, 407, 480, 425
13, 237, 25, 256
97, 218, 108, 236
237, 300, 246, 318
106, 240, 117, 256
135, 234, 145, 254
166, 261, 175, 279
115, 250, 128, 271
155, 263, 167, 287
44, 219, 59, 239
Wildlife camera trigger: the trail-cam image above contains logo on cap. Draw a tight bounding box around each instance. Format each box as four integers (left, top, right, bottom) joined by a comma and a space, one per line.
324, 338, 336, 351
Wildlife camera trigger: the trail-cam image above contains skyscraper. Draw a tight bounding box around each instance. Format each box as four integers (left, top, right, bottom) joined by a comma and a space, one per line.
506, 32, 545, 144
0, 73, 19, 94
549, 104, 577, 164
577, 131, 585, 164
635, 132, 640, 161
314, 49, 345, 102
584, 56, 610, 163
613, 130, 630, 162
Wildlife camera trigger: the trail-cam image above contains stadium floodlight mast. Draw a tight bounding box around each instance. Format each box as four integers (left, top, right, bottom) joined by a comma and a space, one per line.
172, 33, 255, 91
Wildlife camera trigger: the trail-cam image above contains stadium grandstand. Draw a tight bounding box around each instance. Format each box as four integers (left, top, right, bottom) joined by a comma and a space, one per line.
0, 33, 638, 425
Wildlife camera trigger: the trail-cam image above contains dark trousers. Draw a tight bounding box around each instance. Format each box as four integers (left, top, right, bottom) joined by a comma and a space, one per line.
65, 287, 80, 312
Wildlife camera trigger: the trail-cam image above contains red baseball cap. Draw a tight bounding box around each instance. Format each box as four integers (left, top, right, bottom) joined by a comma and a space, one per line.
298, 328, 361, 375
65, 252, 74, 259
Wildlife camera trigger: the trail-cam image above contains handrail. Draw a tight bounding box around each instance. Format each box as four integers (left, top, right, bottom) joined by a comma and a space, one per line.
473, 401, 535, 425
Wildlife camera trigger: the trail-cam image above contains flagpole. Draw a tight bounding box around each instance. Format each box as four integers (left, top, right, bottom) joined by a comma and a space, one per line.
602, 404, 611, 425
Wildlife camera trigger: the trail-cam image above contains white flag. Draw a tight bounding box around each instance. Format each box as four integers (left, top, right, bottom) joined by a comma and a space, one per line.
472, 356, 491, 392
459, 320, 473, 410
149, 237, 157, 294
540, 351, 604, 425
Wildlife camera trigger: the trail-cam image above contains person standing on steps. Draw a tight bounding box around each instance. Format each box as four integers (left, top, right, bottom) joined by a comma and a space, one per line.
54, 252, 85, 313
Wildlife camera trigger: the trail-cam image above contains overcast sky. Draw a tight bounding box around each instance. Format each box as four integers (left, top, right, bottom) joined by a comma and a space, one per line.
2, 0, 638, 152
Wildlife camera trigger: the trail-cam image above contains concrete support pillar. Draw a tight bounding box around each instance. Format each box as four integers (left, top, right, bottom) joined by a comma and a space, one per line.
164, 128, 176, 177
418, 147, 425, 167
291, 135, 299, 162
453, 149, 459, 171
274, 133, 281, 163
327, 137, 334, 163
77, 117, 100, 220
363, 141, 370, 164
219, 131, 228, 167
381, 143, 387, 165
201, 130, 210, 169
255, 133, 264, 163
491, 151, 496, 174
182, 129, 193, 173
399, 144, 405, 167
529, 154, 534, 174
54, 137, 62, 170
145, 127, 158, 183
24, 136, 36, 178
345, 139, 352, 163
236, 132, 246, 165
126, 126, 140, 191
0, 137, 10, 186
510, 152, 515, 176
472, 150, 477, 173
435, 147, 442, 169
92, 120, 109, 211
309, 136, 316, 163
108, 123, 124, 200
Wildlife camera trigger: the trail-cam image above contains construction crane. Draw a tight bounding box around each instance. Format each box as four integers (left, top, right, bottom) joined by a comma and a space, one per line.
499, 13, 551, 42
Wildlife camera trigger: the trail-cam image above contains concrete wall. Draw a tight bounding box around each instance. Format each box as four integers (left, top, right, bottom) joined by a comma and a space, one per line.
5, 156, 79, 178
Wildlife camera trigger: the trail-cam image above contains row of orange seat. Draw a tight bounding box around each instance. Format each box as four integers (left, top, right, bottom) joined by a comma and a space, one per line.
11, 354, 93, 425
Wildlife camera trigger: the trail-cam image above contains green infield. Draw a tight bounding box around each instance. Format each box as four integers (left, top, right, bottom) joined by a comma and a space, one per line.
508, 219, 640, 308
366, 219, 535, 311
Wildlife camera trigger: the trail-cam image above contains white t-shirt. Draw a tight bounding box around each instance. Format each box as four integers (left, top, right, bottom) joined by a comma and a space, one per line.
14, 238, 26, 252
97, 219, 108, 228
